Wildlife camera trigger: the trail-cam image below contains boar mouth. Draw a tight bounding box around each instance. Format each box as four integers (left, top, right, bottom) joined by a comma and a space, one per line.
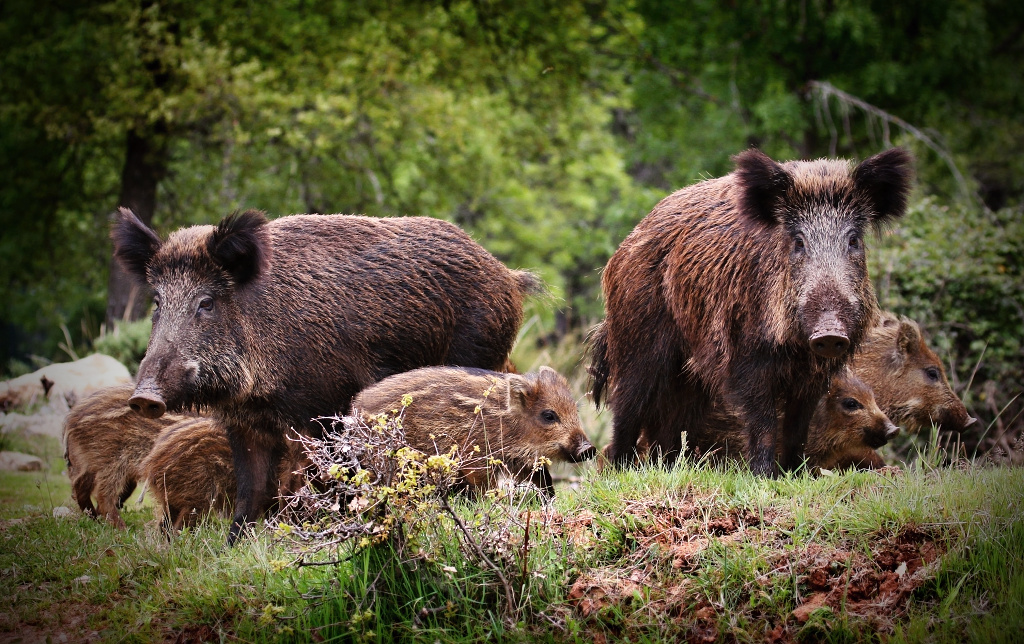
935, 409, 977, 433
563, 440, 596, 463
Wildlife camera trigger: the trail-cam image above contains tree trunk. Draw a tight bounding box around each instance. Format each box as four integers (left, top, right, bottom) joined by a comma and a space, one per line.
105, 125, 167, 328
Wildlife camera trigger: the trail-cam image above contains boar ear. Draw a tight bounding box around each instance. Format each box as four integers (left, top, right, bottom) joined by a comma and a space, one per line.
537, 366, 564, 386
896, 317, 922, 357
208, 210, 270, 286
853, 147, 914, 228
111, 207, 162, 283
733, 148, 793, 225
508, 373, 539, 412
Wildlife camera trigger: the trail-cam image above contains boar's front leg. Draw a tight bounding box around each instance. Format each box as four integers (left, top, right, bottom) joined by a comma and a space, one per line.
779, 389, 821, 471
728, 362, 782, 477
226, 423, 281, 545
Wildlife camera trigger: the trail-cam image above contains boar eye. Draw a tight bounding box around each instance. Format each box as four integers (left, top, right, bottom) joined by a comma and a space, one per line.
924, 367, 940, 382
848, 234, 861, 251
793, 234, 806, 253
841, 398, 862, 411
197, 297, 214, 314
540, 410, 559, 424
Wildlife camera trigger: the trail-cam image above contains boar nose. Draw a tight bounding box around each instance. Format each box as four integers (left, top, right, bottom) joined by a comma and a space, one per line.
808, 311, 850, 358
129, 391, 167, 418
810, 333, 849, 358
964, 416, 978, 428
885, 421, 900, 440
575, 439, 596, 462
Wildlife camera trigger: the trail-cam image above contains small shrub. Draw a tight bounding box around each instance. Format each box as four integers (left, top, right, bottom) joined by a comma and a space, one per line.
276, 400, 560, 634
92, 318, 151, 375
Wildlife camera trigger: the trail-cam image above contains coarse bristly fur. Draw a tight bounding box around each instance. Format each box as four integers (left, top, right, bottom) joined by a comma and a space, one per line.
143, 416, 236, 532
63, 383, 191, 528
143, 417, 310, 533
111, 208, 542, 544
590, 148, 913, 476
602, 367, 897, 473
351, 366, 595, 496
852, 311, 975, 433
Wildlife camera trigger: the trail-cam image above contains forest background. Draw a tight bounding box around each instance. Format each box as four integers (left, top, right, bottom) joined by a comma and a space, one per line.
2, 0, 1022, 453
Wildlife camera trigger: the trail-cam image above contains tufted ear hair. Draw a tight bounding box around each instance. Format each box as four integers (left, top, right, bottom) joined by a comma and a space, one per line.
732, 148, 794, 225
207, 210, 271, 286
896, 316, 922, 358
508, 373, 539, 412
853, 147, 914, 228
111, 207, 163, 283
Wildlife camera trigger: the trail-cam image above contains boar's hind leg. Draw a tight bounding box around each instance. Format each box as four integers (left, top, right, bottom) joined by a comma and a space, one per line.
71, 471, 97, 516
226, 425, 281, 545
646, 380, 708, 467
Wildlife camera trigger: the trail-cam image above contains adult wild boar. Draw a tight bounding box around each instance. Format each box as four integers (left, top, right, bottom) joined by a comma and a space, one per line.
852, 312, 975, 433
591, 148, 913, 475
113, 208, 540, 542
351, 366, 595, 496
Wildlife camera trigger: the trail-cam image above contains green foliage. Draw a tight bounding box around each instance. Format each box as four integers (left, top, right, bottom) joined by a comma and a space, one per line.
91, 318, 152, 376
871, 198, 1024, 444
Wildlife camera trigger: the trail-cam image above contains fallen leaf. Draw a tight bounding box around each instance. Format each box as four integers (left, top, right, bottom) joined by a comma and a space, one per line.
791, 593, 828, 623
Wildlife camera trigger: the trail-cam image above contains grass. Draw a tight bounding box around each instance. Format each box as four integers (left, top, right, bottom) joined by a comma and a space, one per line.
1, 325, 1021, 642
1, 431, 1022, 643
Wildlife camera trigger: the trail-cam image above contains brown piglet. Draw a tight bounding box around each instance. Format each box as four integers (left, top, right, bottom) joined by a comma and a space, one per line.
352, 366, 595, 496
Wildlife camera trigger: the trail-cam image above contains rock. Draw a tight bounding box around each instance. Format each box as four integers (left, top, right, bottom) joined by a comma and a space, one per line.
0, 354, 132, 413
0, 451, 44, 471
0, 412, 65, 440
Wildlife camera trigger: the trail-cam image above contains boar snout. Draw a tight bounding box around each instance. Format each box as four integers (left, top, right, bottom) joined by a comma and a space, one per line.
570, 437, 596, 463
809, 312, 850, 358
884, 420, 899, 440
129, 382, 167, 419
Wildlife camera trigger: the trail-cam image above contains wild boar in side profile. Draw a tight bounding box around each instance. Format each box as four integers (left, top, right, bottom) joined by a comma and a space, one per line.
112, 208, 541, 543
852, 312, 975, 433
63, 383, 189, 528
591, 148, 913, 475
351, 366, 595, 496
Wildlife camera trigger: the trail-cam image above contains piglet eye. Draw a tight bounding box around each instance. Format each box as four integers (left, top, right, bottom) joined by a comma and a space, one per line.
197, 297, 214, 313
924, 367, 940, 382
841, 398, 862, 411
540, 410, 559, 424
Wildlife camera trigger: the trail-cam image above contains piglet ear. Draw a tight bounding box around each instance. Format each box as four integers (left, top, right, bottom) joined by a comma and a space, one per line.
111, 207, 162, 283
207, 210, 271, 286
853, 147, 914, 227
896, 316, 922, 358
508, 373, 538, 412
733, 148, 794, 225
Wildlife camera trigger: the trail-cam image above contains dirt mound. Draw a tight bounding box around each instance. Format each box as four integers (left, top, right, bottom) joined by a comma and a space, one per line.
558, 494, 945, 641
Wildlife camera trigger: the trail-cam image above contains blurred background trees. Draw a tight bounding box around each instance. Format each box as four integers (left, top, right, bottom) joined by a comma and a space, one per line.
2, 0, 1021, 451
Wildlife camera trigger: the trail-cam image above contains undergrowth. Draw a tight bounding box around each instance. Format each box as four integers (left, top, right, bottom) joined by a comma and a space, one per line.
1, 437, 1021, 642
